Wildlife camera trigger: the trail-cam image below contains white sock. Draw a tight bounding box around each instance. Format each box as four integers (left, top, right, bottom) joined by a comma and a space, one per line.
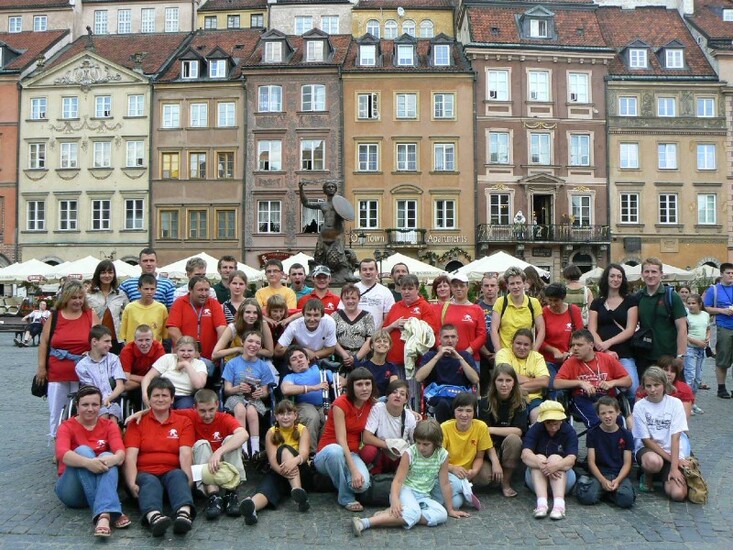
241, 443, 249, 455
536, 497, 548, 509
553, 498, 565, 510
250, 436, 260, 453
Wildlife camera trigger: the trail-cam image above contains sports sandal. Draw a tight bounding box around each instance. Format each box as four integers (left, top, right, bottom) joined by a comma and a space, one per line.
94, 514, 111, 538
113, 513, 131, 529
148, 512, 171, 537
173, 509, 193, 534
344, 501, 364, 512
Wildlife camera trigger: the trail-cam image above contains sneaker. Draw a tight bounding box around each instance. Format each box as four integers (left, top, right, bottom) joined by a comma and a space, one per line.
351, 518, 364, 537
692, 404, 704, 414
13, 337, 22, 347
717, 389, 731, 399
550, 507, 566, 520
224, 490, 241, 517
533, 506, 548, 519
239, 497, 258, 525
291, 487, 310, 512
205, 493, 223, 521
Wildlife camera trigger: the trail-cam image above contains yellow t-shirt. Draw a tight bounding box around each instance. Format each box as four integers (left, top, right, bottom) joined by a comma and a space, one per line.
255, 286, 297, 312
441, 419, 493, 470
495, 348, 549, 402
494, 295, 542, 350
119, 300, 168, 342
270, 423, 306, 451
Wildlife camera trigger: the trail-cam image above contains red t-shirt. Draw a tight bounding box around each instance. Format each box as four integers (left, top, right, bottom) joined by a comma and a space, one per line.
636, 379, 694, 403
124, 411, 195, 475
383, 297, 440, 365
167, 295, 226, 360
297, 291, 341, 315
541, 304, 584, 363
317, 394, 373, 453
55, 417, 124, 476
119, 340, 166, 377
556, 352, 628, 398
440, 302, 487, 360
174, 409, 243, 452
48, 309, 94, 382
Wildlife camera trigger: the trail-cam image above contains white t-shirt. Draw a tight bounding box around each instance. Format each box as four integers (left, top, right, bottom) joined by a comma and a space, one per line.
152, 354, 208, 397
632, 394, 688, 458
278, 315, 337, 350
338, 281, 394, 330
364, 401, 416, 442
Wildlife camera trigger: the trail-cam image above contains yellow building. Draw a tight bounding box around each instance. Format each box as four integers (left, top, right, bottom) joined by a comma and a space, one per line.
197, 0, 268, 31
351, 0, 455, 39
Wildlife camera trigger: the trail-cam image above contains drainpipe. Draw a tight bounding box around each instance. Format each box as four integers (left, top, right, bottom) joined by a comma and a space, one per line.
148, 80, 155, 248
241, 75, 247, 264
604, 76, 611, 266
14, 80, 22, 262
471, 53, 479, 260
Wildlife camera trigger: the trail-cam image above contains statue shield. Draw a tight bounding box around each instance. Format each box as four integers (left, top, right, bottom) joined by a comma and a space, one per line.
332, 195, 355, 221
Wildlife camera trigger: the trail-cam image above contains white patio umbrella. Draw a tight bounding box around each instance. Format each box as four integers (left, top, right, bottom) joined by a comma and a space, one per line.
0, 258, 55, 283
454, 250, 550, 282
282, 252, 314, 274
50, 255, 104, 280
236, 262, 265, 284
579, 266, 605, 284
158, 252, 265, 283
112, 259, 141, 280
690, 265, 720, 279
374, 252, 446, 281
622, 263, 692, 282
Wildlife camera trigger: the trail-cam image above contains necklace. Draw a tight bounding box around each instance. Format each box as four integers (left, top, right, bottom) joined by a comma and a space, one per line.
581, 357, 601, 380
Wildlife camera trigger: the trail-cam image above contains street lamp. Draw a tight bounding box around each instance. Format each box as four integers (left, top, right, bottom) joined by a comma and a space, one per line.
373, 248, 392, 283
349, 230, 367, 248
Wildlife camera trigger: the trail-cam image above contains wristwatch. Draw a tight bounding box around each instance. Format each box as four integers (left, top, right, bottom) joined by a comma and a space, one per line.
676, 354, 686, 358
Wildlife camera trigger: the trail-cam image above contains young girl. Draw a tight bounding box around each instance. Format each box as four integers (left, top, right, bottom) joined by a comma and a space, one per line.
141, 336, 207, 409
212, 298, 274, 364
351, 419, 469, 536
637, 356, 694, 419
685, 294, 710, 412
239, 401, 311, 525
222, 270, 249, 324
632, 366, 690, 501
354, 330, 399, 397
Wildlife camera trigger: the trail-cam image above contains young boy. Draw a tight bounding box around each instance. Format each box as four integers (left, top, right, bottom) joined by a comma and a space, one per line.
355, 330, 399, 397
119, 324, 166, 410
119, 273, 168, 343
222, 331, 276, 456
576, 396, 635, 509
75, 325, 127, 422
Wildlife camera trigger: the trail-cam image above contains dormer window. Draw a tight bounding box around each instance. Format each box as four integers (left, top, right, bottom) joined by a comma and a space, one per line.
629, 48, 647, 68
9, 16, 22, 33
182, 60, 199, 79
665, 49, 684, 69
724, 9, 733, 21
209, 59, 226, 78
433, 44, 450, 66
265, 42, 282, 63
359, 44, 376, 66
396, 44, 414, 66
530, 19, 548, 38
306, 40, 324, 62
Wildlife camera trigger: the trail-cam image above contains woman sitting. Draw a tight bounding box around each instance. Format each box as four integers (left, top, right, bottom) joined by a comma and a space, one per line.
141, 336, 207, 409
213, 298, 274, 364
124, 377, 196, 537
55, 385, 129, 538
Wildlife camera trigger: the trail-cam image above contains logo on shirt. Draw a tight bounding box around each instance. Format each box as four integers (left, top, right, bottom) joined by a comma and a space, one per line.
168, 429, 179, 439
618, 437, 627, 450
203, 308, 212, 317
96, 439, 106, 448
412, 307, 421, 315
463, 314, 473, 322
212, 431, 222, 442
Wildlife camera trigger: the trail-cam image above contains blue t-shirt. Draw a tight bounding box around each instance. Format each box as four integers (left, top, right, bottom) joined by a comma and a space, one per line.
356, 359, 397, 397
282, 364, 333, 406
222, 356, 275, 388
419, 350, 477, 388
704, 283, 733, 330
523, 420, 578, 458
585, 425, 633, 476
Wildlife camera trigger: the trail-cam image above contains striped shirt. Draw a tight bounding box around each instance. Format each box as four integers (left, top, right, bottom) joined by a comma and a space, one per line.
404, 444, 448, 494
119, 276, 176, 309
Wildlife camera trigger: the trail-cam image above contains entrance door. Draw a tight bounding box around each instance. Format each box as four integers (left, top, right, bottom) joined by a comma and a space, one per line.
532, 194, 553, 240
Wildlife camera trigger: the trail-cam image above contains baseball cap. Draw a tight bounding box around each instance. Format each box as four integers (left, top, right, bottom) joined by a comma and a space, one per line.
450, 273, 469, 284
312, 265, 331, 277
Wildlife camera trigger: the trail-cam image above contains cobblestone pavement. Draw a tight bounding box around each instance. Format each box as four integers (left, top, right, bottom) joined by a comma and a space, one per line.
1, 333, 731, 549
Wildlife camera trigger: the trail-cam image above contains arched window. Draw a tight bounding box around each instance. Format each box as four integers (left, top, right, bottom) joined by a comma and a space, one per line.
366, 19, 380, 38
384, 19, 398, 39
402, 19, 416, 36
419, 20, 434, 38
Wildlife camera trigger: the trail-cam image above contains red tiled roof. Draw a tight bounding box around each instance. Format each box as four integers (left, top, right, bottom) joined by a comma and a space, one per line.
199, 0, 267, 11
354, 0, 455, 9
341, 38, 471, 72
686, 0, 733, 40
0, 1, 71, 9
0, 29, 69, 72
597, 6, 716, 77
242, 33, 353, 68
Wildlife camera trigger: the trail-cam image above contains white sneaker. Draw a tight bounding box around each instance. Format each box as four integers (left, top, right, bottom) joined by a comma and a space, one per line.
692, 404, 704, 415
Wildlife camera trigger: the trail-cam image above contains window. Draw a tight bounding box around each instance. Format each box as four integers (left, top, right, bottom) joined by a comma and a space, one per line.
91, 200, 111, 230
93, 142, 112, 168
258, 140, 282, 171
568, 73, 589, 103
619, 96, 637, 116
264, 42, 282, 63
209, 60, 226, 78
162, 104, 180, 128
217, 152, 234, 178
251, 14, 264, 28
181, 60, 199, 79
204, 16, 217, 29
321, 16, 339, 34
217, 210, 236, 239
657, 97, 676, 117
60, 142, 78, 169
396, 45, 414, 66
301, 200, 323, 233
227, 15, 240, 29
698, 194, 716, 225
34, 15, 47, 32
161, 152, 180, 179
530, 133, 551, 164
665, 49, 684, 68
620, 193, 639, 224
189, 152, 206, 179
30, 97, 47, 120
396, 93, 417, 119
619, 143, 639, 169
487, 70, 509, 101
359, 45, 376, 66
530, 19, 548, 38
629, 48, 647, 68
302, 84, 326, 111
358, 143, 379, 171
725, 9, 733, 21
358, 199, 378, 228
189, 103, 208, 127
528, 70, 549, 101
29, 143, 46, 169
188, 210, 208, 239
433, 44, 450, 66
659, 194, 678, 224
435, 200, 456, 229
258, 201, 281, 233
9, 16, 22, 33
489, 132, 510, 164
27, 201, 45, 231
94, 10, 108, 34
301, 140, 325, 170
258, 85, 282, 112
165, 7, 179, 32
217, 102, 235, 127
128, 95, 144, 117
657, 143, 677, 170
402, 20, 416, 36
489, 194, 510, 225
384, 20, 398, 39
571, 195, 591, 226
126, 141, 144, 167
697, 144, 716, 170
141, 9, 155, 32
569, 134, 590, 166
59, 200, 78, 231
95, 96, 111, 118
434, 143, 455, 171
366, 19, 380, 38
420, 20, 434, 38
396, 199, 418, 234
295, 16, 313, 35
358, 93, 379, 119
433, 93, 454, 119
306, 40, 324, 62
125, 199, 144, 229
697, 97, 715, 117
396, 143, 417, 171
160, 210, 179, 238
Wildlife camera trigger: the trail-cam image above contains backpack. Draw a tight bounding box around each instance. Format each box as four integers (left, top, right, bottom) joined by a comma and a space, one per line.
635, 285, 675, 322
499, 294, 536, 328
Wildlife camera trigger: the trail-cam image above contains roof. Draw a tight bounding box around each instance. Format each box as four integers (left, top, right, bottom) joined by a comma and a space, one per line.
354, 0, 455, 9
0, 0, 71, 9
686, 0, 733, 42
0, 30, 69, 72
341, 37, 472, 73
597, 6, 717, 77
198, 0, 267, 11
272, 0, 352, 4
242, 33, 353, 68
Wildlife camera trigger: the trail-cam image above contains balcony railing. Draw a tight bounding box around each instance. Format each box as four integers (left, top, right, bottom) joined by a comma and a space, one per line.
385, 228, 427, 247
477, 224, 610, 244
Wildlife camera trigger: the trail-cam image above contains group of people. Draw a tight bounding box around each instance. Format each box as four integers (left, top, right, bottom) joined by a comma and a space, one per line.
30, 247, 722, 538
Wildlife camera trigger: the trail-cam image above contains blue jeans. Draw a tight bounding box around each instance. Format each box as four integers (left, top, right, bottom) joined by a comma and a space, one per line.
173, 395, 195, 409
136, 469, 194, 517
576, 471, 635, 509
525, 466, 576, 495
684, 346, 705, 394
546, 362, 560, 400
619, 357, 639, 400
397, 486, 447, 528
54, 446, 122, 521
313, 443, 370, 506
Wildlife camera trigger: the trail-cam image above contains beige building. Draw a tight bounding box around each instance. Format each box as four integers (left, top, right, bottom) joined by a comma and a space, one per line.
0, 0, 74, 35
268, 0, 353, 36
75, 1, 195, 39
197, 0, 268, 31
351, 0, 455, 39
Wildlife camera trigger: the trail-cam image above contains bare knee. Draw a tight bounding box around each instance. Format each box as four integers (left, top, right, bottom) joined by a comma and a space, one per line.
641, 452, 663, 473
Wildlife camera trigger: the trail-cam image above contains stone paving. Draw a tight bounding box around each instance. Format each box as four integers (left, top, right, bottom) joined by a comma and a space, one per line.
1, 332, 731, 549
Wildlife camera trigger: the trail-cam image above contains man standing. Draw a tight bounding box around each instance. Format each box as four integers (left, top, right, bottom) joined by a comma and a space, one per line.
477, 274, 499, 391
490, 266, 545, 351
173, 257, 217, 300
213, 255, 238, 304
703, 262, 733, 398
389, 262, 409, 302
341, 258, 395, 331
288, 263, 313, 301
119, 247, 176, 308
255, 259, 297, 317
296, 265, 340, 314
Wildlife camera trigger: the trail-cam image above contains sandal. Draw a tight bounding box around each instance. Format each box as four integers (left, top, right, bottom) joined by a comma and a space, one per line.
639, 474, 654, 493
148, 512, 172, 537
699, 383, 710, 390
94, 514, 111, 538
344, 501, 364, 512
173, 508, 193, 534
501, 486, 518, 498
113, 513, 132, 529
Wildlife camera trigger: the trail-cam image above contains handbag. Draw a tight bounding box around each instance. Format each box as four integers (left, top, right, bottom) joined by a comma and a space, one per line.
681, 456, 708, 504
631, 327, 654, 352
31, 375, 48, 398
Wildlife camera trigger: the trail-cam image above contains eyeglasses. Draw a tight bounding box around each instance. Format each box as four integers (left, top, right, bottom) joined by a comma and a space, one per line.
265, 269, 281, 274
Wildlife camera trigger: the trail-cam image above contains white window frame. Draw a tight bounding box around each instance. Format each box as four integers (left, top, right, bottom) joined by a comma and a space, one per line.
697, 144, 716, 170
306, 40, 324, 62
126, 140, 145, 167
357, 93, 379, 119
530, 19, 548, 38
59, 200, 78, 231
659, 194, 678, 224
725, 9, 733, 21
95, 95, 111, 118
384, 20, 398, 39
420, 20, 434, 38
619, 96, 637, 116
264, 42, 282, 63
629, 48, 647, 68
209, 59, 226, 78
396, 45, 414, 66
9, 16, 22, 33
300, 139, 325, 171
162, 104, 180, 128
434, 143, 455, 171
489, 132, 510, 164
217, 102, 235, 127
571, 195, 591, 226
127, 94, 144, 117
402, 19, 416, 36
530, 133, 551, 164
657, 97, 676, 117
697, 194, 716, 225
258, 200, 282, 233
570, 134, 590, 166
257, 140, 282, 171
321, 16, 339, 34
181, 60, 199, 79
258, 85, 282, 112
294, 16, 313, 35
60, 142, 78, 169
357, 143, 379, 171
301, 200, 324, 234
359, 45, 376, 66
125, 199, 144, 230
302, 84, 326, 111
189, 152, 207, 179
396, 93, 417, 119
91, 199, 111, 230
33, 15, 47, 32
433, 93, 454, 119
396, 199, 418, 232
620, 193, 639, 224
189, 103, 208, 128
93, 141, 112, 168
366, 19, 380, 38
141, 8, 155, 32
165, 7, 179, 32
568, 72, 589, 103
433, 44, 450, 66
94, 10, 108, 34
358, 199, 379, 229
27, 201, 45, 231
396, 143, 417, 171
29, 143, 46, 169
665, 49, 684, 69
31, 97, 47, 120
434, 199, 456, 229
487, 70, 509, 101
657, 143, 678, 170
697, 97, 715, 118
489, 194, 510, 225
528, 70, 550, 102
619, 143, 639, 169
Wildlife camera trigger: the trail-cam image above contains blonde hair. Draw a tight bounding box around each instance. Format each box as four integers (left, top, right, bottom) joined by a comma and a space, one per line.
642, 366, 676, 395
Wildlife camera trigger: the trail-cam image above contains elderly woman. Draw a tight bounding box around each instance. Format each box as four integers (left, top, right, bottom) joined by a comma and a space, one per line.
86, 260, 128, 353
124, 377, 196, 537
55, 385, 129, 538
333, 283, 375, 368
37, 281, 101, 441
